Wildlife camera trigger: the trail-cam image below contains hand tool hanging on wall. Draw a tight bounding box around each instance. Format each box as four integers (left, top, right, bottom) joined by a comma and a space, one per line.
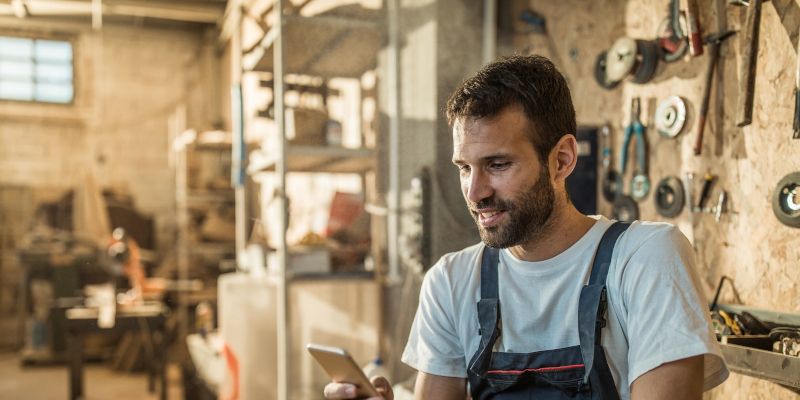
601, 124, 623, 202
694, 31, 737, 155
670, 0, 684, 41
696, 173, 716, 209
686, 173, 727, 222
621, 98, 650, 201
771, 172, 800, 227
681, 0, 704, 56
735, 0, 763, 127
657, 17, 688, 63
654, 176, 685, 218
655, 95, 687, 138
794, 26, 800, 139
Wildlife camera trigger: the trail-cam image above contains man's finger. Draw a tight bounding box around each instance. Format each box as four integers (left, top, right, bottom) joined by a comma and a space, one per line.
323, 382, 357, 399
370, 376, 393, 400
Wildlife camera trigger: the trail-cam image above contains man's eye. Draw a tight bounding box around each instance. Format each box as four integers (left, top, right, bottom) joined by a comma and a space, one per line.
491, 163, 509, 169
458, 165, 471, 172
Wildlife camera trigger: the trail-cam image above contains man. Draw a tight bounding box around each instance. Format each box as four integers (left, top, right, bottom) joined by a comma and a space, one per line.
325, 54, 728, 400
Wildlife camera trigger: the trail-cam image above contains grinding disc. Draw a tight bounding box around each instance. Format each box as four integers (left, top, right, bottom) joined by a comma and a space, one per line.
594, 50, 620, 90
631, 173, 651, 201
602, 170, 623, 202
655, 176, 685, 218
654, 96, 687, 138
657, 17, 688, 63
612, 195, 639, 222
631, 39, 658, 84
606, 36, 638, 82
772, 172, 800, 228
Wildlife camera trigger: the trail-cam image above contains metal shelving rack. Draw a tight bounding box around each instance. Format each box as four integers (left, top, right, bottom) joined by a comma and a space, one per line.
234, 2, 387, 398
173, 106, 236, 343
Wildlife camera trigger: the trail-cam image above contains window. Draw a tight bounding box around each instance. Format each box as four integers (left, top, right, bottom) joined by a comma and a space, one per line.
0, 36, 74, 104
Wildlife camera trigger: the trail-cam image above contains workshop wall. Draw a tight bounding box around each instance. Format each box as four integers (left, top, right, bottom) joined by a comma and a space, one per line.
376, 0, 486, 384
518, 0, 800, 398
0, 24, 216, 251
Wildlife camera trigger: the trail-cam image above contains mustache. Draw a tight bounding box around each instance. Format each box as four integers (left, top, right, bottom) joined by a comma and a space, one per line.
469, 197, 515, 212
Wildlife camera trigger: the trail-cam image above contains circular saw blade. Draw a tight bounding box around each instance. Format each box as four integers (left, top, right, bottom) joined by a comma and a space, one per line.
606, 36, 638, 82
655, 95, 687, 138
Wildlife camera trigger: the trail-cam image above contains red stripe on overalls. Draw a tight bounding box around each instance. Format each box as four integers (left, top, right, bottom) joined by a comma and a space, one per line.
487, 364, 585, 374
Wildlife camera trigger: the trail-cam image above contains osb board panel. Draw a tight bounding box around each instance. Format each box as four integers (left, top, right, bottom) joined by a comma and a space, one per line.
520, 0, 800, 398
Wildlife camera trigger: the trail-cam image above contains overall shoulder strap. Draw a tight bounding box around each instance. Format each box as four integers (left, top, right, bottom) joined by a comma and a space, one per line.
578, 221, 630, 383
468, 246, 502, 378
480, 245, 500, 300
588, 222, 630, 285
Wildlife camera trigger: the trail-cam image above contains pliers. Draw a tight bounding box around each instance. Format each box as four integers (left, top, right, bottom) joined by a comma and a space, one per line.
620, 98, 645, 174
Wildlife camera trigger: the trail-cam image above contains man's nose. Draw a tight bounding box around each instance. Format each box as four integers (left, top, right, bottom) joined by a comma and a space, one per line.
465, 170, 493, 204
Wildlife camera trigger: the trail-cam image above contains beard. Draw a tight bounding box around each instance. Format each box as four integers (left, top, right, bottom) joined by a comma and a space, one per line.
469, 166, 557, 249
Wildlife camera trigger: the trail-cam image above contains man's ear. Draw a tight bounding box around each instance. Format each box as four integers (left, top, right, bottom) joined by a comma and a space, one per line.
551, 134, 578, 182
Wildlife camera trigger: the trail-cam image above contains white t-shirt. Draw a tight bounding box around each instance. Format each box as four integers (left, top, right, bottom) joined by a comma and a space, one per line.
401, 216, 728, 399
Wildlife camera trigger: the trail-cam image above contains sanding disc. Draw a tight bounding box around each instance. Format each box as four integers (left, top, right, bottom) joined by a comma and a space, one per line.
606, 36, 638, 82
655, 176, 685, 218
772, 172, 800, 228
594, 50, 620, 90
612, 195, 639, 222
631, 173, 651, 201
602, 170, 623, 202
655, 96, 687, 138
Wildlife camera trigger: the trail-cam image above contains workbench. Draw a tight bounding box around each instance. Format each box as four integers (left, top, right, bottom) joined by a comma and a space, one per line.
65, 303, 167, 400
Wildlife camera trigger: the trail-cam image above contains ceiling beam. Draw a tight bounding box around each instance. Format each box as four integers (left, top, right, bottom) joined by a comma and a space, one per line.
11, 0, 29, 18
0, 0, 224, 23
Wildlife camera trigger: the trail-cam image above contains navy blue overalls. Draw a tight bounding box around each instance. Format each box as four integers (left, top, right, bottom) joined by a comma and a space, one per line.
467, 222, 629, 400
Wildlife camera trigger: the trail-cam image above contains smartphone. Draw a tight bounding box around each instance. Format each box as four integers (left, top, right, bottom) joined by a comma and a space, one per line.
306, 343, 381, 399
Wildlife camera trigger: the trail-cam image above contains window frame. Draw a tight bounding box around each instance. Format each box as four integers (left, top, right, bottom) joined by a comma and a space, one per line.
0, 32, 77, 106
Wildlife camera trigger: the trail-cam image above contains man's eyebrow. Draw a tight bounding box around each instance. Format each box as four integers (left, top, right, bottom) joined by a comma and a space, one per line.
452, 153, 513, 164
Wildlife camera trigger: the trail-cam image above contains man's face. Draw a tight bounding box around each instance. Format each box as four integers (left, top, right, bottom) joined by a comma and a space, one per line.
452, 107, 557, 249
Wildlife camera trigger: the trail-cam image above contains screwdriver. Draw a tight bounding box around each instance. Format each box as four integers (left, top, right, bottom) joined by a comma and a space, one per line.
697, 173, 715, 209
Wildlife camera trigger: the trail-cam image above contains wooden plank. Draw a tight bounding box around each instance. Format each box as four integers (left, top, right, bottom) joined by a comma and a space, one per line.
735, 0, 762, 126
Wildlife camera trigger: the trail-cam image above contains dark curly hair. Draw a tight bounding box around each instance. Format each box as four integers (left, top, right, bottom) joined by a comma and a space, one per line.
445, 54, 576, 164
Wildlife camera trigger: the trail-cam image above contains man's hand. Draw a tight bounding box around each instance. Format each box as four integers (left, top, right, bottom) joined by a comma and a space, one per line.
630, 355, 704, 400
324, 376, 393, 400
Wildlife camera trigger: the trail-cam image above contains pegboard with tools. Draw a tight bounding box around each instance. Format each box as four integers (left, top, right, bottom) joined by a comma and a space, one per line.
514, 0, 800, 395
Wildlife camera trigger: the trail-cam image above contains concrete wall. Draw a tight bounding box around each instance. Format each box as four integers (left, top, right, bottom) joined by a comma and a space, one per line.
513, 0, 800, 398
0, 22, 216, 251
379, 0, 483, 382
